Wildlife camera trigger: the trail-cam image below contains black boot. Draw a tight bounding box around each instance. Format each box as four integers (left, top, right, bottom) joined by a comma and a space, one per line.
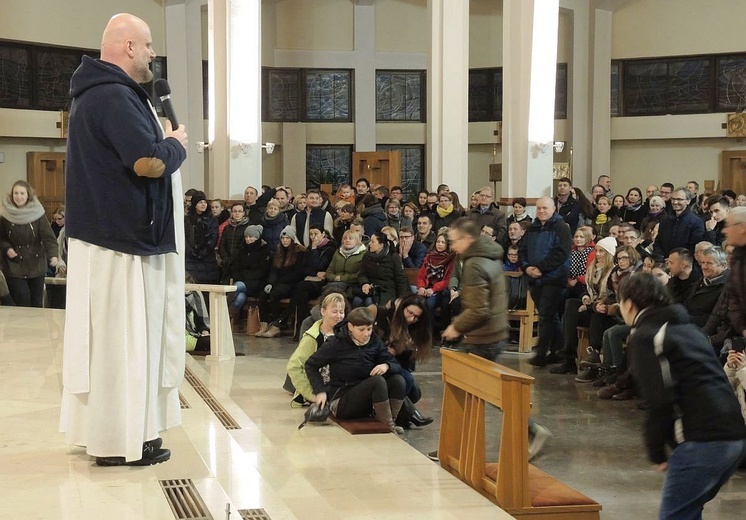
410, 408, 434, 427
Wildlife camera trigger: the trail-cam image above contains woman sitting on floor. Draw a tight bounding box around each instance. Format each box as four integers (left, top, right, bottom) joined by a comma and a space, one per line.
305, 307, 406, 434
376, 294, 434, 429
286, 293, 346, 406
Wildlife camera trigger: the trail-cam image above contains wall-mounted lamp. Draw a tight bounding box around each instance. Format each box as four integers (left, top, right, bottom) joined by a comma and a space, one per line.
262, 142, 275, 154
553, 141, 565, 153
195, 142, 210, 153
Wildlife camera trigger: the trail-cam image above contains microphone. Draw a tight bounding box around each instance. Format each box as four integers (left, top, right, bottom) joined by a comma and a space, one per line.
153, 79, 179, 129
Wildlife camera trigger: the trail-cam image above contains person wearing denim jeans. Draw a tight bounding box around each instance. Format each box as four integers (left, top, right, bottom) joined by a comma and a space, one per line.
618, 272, 746, 519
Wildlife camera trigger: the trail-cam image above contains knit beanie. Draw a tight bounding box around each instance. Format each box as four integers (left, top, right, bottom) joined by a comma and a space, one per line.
596, 236, 618, 257
280, 225, 301, 245
244, 225, 263, 239
191, 191, 207, 206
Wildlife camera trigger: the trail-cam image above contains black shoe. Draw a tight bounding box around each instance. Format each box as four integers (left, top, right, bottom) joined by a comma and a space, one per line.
575, 366, 598, 383
410, 409, 434, 428
529, 355, 547, 367
95, 447, 171, 467
545, 352, 562, 364
549, 362, 576, 374
427, 450, 439, 462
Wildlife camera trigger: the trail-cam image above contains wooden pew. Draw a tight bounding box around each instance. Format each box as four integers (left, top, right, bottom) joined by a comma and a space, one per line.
505, 272, 538, 353
438, 349, 601, 519
44, 277, 236, 361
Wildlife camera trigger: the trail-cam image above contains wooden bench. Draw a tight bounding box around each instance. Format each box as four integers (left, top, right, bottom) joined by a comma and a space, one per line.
505, 272, 538, 353
44, 277, 236, 361
438, 349, 601, 519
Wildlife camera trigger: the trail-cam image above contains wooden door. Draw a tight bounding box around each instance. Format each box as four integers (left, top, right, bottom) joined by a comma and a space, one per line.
352, 151, 401, 190
27, 151, 66, 220
721, 151, 746, 195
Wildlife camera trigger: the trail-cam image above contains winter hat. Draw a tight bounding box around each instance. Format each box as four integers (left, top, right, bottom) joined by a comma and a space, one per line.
190, 191, 207, 206
280, 225, 301, 245
244, 225, 263, 239
596, 236, 618, 257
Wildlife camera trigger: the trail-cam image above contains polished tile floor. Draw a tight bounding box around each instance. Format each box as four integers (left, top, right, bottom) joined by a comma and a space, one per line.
2, 306, 744, 519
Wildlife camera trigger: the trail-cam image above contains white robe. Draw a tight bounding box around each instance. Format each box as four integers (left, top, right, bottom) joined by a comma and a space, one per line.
60, 148, 185, 462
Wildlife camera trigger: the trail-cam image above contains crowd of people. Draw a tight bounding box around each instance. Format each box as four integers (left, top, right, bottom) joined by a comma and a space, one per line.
3, 167, 746, 512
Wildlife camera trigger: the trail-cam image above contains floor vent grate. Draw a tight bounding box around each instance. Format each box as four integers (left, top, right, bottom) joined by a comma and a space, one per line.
179, 392, 190, 409
239, 509, 272, 520
184, 366, 241, 430
159, 479, 213, 520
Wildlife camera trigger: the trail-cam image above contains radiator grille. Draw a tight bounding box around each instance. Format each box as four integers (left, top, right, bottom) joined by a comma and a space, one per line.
159, 479, 212, 520
184, 366, 240, 429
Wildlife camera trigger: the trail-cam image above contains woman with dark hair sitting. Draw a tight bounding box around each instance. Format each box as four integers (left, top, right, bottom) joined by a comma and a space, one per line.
617, 272, 746, 519
305, 307, 406, 434
355, 231, 410, 308
257, 226, 307, 337
184, 190, 219, 284
377, 294, 435, 429
416, 230, 456, 328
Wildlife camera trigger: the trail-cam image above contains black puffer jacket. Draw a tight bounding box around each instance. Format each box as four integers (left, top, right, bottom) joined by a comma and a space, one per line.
184, 210, 219, 283
230, 240, 270, 285
358, 246, 409, 306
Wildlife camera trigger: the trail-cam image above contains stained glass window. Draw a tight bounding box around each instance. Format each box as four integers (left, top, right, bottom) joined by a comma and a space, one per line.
304, 69, 352, 121
376, 70, 425, 121
306, 145, 353, 192
0, 44, 31, 109
717, 55, 746, 112
264, 68, 300, 121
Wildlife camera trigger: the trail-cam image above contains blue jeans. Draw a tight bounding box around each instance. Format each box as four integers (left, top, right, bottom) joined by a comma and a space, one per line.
659, 439, 746, 520
601, 324, 630, 367
456, 341, 506, 362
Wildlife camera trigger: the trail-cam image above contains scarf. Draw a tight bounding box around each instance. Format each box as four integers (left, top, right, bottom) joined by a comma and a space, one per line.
570, 245, 594, 278
425, 249, 455, 284
595, 213, 608, 225
230, 215, 249, 227
366, 244, 390, 260
340, 243, 363, 258
436, 204, 454, 218
648, 209, 662, 218
314, 236, 330, 250
626, 202, 642, 212
0, 195, 45, 225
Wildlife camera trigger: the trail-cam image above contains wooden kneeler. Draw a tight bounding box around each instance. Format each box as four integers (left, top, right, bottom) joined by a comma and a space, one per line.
438, 350, 601, 519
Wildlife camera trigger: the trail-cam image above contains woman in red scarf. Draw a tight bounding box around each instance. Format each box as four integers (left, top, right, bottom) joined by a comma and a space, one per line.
416, 230, 456, 329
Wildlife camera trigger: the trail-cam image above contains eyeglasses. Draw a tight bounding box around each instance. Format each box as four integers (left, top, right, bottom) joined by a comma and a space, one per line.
399, 235, 413, 239
671, 197, 687, 202
616, 255, 631, 262
404, 307, 422, 321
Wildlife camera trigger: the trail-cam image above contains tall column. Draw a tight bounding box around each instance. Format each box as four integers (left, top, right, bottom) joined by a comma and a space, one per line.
165, 0, 206, 192
354, 3, 376, 152
590, 8, 612, 182
502, 0, 560, 199
207, 0, 262, 199
427, 0, 469, 196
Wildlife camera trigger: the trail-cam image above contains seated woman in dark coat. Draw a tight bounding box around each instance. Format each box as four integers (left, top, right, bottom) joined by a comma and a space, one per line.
305, 307, 406, 434
355, 231, 410, 308
257, 226, 306, 338
184, 190, 219, 284
227, 225, 270, 322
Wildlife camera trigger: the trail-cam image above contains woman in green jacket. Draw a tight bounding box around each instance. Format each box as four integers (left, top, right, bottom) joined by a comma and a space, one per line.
286, 293, 346, 406
325, 229, 367, 298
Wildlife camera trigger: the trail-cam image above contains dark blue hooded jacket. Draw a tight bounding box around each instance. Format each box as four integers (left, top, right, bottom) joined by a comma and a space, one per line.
65, 56, 186, 255
519, 212, 572, 286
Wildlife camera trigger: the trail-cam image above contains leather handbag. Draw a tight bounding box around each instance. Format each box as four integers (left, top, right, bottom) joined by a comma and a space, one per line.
246, 304, 261, 335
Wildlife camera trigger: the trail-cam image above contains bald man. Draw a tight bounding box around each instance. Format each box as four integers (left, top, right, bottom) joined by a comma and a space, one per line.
519, 197, 573, 367
61, 14, 188, 466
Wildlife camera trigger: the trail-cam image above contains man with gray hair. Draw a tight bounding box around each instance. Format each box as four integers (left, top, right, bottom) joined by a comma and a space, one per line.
653, 187, 705, 258
684, 247, 730, 328
467, 186, 507, 244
